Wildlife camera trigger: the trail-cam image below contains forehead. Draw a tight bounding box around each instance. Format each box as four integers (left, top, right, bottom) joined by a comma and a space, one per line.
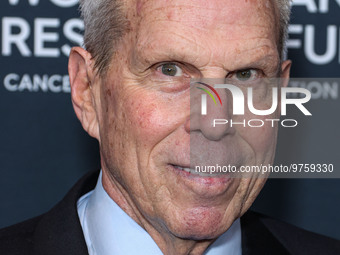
134, 0, 277, 31
126, 0, 279, 70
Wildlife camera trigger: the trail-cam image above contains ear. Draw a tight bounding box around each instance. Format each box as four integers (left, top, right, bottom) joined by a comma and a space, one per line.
280, 60, 292, 88
68, 47, 100, 141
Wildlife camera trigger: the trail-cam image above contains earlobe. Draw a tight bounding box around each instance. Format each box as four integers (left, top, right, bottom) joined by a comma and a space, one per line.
280, 60, 292, 88
68, 47, 100, 141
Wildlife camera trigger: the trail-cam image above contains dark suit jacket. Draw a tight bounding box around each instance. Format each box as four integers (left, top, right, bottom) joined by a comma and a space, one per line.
0, 170, 339, 255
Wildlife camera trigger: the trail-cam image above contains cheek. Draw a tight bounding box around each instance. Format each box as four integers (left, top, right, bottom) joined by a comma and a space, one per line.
124, 93, 182, 146
250, 126, 276, 153
129, 100, 165, 136
236, 111, 278, 160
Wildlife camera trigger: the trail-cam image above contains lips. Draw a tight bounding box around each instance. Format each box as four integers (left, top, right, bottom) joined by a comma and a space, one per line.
173, 165, 228, 177
169, 164, 232, 185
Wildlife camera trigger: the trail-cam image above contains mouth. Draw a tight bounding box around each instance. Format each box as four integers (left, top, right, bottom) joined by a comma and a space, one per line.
172, 165, 227, 177
169, 164, 232, 185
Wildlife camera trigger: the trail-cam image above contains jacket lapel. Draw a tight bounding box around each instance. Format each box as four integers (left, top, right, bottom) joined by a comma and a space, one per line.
241, 211, 290, 255
33, 171, 99, 255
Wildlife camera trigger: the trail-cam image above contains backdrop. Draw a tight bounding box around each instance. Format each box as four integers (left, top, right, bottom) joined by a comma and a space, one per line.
0, 0, 339, 240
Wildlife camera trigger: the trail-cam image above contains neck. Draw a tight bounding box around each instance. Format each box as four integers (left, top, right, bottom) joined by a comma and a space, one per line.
101, 169, 217, 255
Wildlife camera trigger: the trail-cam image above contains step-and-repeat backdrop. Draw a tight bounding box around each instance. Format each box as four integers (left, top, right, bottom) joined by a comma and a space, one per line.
0, 0, 339, 239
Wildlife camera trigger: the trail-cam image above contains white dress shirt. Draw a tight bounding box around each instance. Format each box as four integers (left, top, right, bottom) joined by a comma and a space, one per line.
77, 171, 242, 255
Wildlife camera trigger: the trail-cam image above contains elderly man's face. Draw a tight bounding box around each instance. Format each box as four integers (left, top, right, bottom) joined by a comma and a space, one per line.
71, 0, 290, 252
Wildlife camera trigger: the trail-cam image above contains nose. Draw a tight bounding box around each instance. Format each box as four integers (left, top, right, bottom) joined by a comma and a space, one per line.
186, 79, 234, 141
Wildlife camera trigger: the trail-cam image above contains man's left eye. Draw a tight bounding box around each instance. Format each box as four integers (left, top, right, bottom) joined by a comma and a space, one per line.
234, 69, 259, 81
160, 63, 183, 77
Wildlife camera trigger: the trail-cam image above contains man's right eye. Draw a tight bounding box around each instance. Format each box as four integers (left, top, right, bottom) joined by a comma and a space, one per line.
159, 63, 183, 77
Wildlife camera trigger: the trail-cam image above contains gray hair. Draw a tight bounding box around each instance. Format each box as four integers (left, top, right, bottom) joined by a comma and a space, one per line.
277, 0, 292, 59
79, 0, 129, 76
79, 0, 292, 77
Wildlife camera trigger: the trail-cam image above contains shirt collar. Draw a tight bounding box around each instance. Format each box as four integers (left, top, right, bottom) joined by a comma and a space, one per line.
77, 171, 242, 255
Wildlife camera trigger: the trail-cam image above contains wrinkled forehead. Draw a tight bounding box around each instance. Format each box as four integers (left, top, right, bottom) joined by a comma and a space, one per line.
121, 0, 280, 70
131, 0, 278, 35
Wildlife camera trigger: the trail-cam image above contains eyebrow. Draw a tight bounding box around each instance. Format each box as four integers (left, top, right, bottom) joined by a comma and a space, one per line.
135, 37, 205, 68
134, 34, 280, 75
232, 52, 281, 75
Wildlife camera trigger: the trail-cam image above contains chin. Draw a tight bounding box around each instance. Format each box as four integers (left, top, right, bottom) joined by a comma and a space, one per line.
166, 206, 232, 241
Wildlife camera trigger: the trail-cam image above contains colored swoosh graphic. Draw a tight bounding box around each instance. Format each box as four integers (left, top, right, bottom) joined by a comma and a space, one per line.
196, 87, 217, 105
196, 82, 223, 105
